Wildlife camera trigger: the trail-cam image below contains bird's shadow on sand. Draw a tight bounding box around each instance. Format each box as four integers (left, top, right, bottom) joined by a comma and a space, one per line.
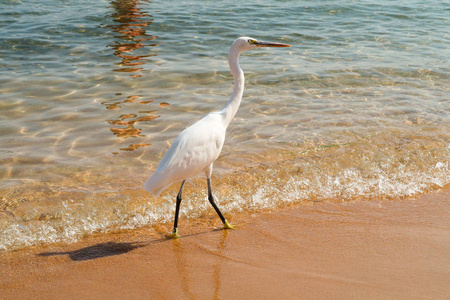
37, 230, 218, 261
37, 241, 153, 261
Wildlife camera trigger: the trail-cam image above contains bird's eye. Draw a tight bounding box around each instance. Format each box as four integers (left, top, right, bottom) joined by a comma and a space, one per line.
248, 39, 256, 45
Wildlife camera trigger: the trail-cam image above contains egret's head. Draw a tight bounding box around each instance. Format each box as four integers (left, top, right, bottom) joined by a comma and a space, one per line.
232, 36, 291, 52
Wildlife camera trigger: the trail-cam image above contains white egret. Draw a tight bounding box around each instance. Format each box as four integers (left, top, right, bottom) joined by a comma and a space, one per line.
144, 37, 291, 238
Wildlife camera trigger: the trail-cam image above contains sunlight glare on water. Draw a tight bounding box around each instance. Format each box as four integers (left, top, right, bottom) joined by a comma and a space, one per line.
0, 0, 449, 251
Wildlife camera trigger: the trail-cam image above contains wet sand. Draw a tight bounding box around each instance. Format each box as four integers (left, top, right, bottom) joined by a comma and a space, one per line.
1, 189, 449, 299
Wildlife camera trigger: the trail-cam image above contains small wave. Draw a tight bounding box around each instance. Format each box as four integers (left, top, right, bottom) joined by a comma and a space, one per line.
1, 133, 448, 252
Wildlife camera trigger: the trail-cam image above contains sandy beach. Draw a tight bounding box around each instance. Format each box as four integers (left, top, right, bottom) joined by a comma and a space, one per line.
1, 189, 449, 299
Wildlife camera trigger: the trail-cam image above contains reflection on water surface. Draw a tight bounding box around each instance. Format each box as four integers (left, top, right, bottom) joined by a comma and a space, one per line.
107, 0, 157, 75
103, 0, 161, 152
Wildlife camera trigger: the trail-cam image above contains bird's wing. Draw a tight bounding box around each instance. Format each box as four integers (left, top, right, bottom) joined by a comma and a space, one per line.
156, 113, 226, 180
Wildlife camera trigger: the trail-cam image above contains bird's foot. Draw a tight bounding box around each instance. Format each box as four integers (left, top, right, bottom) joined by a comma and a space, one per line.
171, 228, 181, 239
223, 220, 234, 229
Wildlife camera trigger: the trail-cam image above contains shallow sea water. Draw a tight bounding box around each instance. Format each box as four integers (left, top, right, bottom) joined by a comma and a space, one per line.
0, 0, 449, 251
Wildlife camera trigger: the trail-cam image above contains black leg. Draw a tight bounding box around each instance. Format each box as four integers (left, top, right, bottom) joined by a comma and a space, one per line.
172, 180, 186, 238
207, 178, 233, 229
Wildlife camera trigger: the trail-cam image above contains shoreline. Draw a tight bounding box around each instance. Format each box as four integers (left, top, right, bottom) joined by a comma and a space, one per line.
1, 189, 449, 299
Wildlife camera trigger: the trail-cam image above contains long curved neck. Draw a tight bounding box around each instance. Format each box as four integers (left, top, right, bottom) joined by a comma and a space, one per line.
220, 47, 244, 127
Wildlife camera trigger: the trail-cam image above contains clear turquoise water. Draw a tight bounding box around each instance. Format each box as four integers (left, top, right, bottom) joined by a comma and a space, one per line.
0, 0, 449, 251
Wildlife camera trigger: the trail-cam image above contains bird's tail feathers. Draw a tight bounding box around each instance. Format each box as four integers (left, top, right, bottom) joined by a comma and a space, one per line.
143, 173, 173, 196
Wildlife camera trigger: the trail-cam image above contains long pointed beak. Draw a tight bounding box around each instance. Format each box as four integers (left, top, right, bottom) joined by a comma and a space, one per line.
255, 41, 291, 47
